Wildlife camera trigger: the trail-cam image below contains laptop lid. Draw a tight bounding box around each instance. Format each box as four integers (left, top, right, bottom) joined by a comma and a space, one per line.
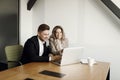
60, 47, 84, 66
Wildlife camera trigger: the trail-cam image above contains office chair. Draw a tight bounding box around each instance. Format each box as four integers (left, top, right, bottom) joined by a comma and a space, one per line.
5, 45, 23, 68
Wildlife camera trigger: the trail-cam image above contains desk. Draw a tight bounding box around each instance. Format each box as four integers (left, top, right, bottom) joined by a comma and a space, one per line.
0, 61, 110, 80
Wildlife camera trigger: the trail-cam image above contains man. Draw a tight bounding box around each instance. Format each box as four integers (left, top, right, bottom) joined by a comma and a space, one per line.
20, 24, 51, 64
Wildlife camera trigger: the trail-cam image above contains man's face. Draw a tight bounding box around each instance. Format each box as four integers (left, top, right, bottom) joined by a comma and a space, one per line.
38, 30, 49, 41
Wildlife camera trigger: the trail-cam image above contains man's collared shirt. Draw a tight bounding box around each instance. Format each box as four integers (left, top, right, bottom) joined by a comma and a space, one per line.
38, 37, 45, 56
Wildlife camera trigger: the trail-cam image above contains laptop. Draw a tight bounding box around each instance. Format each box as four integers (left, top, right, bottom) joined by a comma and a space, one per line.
52, 47, 84, 66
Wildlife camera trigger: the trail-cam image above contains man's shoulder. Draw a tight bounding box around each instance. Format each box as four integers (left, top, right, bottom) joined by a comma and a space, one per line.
27, 36, 38, 42
30, 36, 38, 40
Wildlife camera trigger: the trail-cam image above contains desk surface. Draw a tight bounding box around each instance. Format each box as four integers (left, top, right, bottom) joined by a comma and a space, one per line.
0, 61, 110, 80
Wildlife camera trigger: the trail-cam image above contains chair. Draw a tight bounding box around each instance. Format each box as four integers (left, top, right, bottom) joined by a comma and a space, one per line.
5, 45, 23, 68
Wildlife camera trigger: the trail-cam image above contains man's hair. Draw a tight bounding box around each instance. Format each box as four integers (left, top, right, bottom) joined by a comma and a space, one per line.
38, 24, 50, 32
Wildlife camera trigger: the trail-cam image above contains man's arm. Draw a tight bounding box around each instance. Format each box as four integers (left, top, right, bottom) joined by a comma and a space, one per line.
23, 39, 49, 62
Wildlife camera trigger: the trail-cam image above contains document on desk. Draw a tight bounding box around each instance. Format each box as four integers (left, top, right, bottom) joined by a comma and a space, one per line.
39, 70, 66, 78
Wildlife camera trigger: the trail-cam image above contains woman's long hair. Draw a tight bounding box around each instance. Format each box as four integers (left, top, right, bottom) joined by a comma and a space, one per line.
50, 25, 65, 41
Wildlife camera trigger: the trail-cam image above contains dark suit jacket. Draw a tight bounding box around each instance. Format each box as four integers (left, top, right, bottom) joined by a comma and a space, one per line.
20, 36, 51, 64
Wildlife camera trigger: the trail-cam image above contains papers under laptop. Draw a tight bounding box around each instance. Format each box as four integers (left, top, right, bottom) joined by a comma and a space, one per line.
52, 47, 84, 66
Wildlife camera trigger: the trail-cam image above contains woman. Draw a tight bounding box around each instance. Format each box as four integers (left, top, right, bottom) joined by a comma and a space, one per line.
49, 25, 68, 56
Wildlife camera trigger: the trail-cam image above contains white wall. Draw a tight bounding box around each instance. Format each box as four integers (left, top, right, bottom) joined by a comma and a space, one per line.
20, 0, 120, 79
19, 0, 33, 45
32, 0, 45, 35
84, 0, 120, 46
32, 0, 84, 46
83, 0, 120, 80
44, 0, 82, 44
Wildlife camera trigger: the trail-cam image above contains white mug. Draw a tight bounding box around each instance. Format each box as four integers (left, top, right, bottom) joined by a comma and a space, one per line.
87, 57, 95, 66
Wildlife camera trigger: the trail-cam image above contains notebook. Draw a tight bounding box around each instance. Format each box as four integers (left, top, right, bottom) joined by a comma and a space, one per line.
52, 47, 84, 66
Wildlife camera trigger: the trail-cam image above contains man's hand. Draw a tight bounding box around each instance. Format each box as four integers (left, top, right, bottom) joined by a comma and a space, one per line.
49, 54, 61, 61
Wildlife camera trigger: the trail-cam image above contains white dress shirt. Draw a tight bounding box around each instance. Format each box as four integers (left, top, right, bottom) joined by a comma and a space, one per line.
38, 37, 51, 61
38, 37, 45, 56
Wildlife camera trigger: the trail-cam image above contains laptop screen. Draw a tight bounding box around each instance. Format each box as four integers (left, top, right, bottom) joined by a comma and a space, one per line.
52, 47, 84, 66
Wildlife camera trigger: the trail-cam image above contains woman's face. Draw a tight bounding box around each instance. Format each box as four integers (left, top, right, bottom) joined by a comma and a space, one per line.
55, 28, 62, 39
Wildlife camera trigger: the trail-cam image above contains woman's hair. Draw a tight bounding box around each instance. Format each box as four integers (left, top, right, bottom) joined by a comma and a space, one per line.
51, 25, 65, 40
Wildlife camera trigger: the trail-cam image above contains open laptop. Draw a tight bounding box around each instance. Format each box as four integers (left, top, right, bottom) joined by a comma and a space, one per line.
52, 47, 84, 66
